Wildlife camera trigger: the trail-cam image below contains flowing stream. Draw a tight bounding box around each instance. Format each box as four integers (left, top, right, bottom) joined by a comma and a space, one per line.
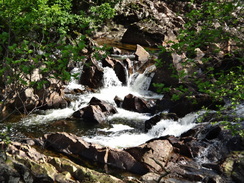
1, 64, 198, 149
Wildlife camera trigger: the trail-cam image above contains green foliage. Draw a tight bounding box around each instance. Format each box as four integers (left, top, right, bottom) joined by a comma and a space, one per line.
154, 0, 244, 135
0, 125, 11, 145
90, 3, 115, 24
0, 0, 85, 85
0, 0, 117, 115
0, 125, 11, 161
88, 3, 115, 29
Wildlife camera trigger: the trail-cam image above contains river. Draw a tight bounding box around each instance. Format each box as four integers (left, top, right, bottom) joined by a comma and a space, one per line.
0, 61, 198, 149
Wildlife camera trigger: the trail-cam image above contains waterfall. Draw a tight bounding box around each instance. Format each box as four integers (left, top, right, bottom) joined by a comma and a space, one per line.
103, 67, 122, 88
66, 67, 84, 90
16, 63, 198, 148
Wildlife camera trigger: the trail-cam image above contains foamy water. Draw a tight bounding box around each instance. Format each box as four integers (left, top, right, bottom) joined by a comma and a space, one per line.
19, 66, 198, 148
84, 112, 198, 148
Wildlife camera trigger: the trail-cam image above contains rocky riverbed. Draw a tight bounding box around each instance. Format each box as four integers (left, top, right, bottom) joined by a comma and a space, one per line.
1, 0, 243, 182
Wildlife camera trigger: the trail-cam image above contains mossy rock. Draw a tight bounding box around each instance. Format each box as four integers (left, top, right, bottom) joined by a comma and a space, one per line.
222, 151, 244, 183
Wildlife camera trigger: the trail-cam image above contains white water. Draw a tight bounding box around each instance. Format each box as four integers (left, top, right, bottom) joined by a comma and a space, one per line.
84, 112, 197, 148
19, 66, 198, 148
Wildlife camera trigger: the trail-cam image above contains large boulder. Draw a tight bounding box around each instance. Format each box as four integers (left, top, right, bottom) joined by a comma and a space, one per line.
73, 97, 117, 124
135, 44, 150, 64
107, 149, 148, 174
152, 90, 224, 118
121, 22, 166, 47
73, 105, 107, 124
125, 139, 174, 172
89, 97, 117, 115
79, 58, 104, 89
168, 94, 223, 118
113, 61, 127, 85
122, 93, 150, 113
41, 132, 149, 174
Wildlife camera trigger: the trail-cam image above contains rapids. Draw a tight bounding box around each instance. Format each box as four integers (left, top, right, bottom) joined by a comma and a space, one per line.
1, 66, 199, 148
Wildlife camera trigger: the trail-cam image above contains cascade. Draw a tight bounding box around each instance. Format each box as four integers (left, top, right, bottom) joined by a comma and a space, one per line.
12, 63, 198, 148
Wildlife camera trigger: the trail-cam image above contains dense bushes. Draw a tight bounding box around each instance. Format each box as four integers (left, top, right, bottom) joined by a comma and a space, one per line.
0, 0, 115, 115
154, 0, 243, 135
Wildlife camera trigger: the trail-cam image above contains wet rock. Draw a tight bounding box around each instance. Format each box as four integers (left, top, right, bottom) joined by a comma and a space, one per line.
122, 93, 150, 113
114, 95, 123, 107
145, 112, 179, 132
89, 97, 117, 115
73, 97, 117, 124
114, 61, 127, 85
202, 163, 222, 173
179, 165, 223, 182
197, 125, 222, 141
153, 98, 175, 113
123, 58, 134, 74
102, 56, 116, 68
79, 58, 104, 89
73, 105, 107, 124
169, 94, 222, 118
42, 132, 104, 161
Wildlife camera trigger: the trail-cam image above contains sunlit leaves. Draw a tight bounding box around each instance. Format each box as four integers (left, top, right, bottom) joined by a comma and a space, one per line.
154, 0, 243, 135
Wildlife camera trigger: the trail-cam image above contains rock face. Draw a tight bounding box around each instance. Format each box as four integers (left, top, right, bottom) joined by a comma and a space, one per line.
116, 0, 185, 46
